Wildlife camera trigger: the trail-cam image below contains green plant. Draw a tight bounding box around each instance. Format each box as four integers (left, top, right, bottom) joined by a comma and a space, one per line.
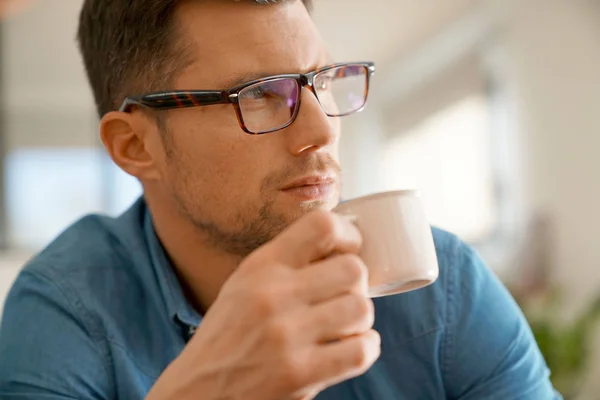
516, 290, 600, 398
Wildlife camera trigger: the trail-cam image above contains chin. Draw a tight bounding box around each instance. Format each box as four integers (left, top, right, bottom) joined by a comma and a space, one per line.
282, 198, 337, 221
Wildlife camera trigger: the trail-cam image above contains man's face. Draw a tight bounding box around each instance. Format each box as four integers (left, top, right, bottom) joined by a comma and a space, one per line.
158, 1, 342, 256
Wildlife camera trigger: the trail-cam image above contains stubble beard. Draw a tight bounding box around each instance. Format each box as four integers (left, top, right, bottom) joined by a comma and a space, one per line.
174, 192, 327, 258
163, 131, 341, 258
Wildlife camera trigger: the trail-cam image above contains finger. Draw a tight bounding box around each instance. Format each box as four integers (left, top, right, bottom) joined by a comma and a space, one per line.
301, 292, 374, 343
291, 388, 321, 400
306, 330, 381, 388
263, 211, 362, 268
296, 254, 368, 304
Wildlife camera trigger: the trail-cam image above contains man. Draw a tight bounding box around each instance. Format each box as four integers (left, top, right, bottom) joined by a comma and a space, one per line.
0, 0, 560, 399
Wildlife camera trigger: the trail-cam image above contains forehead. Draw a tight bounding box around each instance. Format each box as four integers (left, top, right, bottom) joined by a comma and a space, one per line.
174, 0, 328, 89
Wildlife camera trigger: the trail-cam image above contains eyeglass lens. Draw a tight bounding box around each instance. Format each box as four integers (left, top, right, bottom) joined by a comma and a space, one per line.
237, 64, 368, 134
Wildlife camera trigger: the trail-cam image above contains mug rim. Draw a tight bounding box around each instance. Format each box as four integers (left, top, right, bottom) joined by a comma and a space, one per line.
336, 189, 421, 209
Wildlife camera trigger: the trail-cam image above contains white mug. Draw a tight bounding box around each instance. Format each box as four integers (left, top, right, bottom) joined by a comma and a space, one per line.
334, 190, 439, 297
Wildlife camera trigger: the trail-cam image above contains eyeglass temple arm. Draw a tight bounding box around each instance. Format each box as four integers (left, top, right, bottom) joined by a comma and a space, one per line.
119, 91, 232, 112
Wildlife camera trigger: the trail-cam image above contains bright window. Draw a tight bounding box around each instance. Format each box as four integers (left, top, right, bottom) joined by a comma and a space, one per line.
5, 148, 141, 250
380, 95, 497, 242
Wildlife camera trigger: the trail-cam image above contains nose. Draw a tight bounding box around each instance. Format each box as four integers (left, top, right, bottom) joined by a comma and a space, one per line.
282, 87, 340, 156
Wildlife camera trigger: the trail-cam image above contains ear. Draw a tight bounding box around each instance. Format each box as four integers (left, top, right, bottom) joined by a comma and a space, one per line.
100, 111, 165, 181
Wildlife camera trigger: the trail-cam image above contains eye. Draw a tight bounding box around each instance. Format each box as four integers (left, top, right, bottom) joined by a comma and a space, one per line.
245, 86, 265, 99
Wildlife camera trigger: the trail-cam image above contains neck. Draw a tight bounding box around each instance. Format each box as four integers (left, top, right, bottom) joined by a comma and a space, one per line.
145, 194, 241, 314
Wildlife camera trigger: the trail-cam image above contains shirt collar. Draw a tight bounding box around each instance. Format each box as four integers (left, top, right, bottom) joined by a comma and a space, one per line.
143, 206, 202, 330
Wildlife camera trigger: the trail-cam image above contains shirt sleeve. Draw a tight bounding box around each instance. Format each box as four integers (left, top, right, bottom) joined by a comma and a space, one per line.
443, 241, 562, 400
0, 269, 112, 399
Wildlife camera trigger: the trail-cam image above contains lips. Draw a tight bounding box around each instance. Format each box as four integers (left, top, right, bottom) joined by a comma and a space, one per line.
281, 174, 337, 201
281, 174, 336, 190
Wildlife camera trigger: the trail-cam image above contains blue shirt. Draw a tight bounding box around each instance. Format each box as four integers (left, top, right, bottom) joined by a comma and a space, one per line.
0, 198, 560, 399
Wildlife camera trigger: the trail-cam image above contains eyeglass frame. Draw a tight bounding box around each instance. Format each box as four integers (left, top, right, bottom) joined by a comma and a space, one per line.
118, 61, 376, 135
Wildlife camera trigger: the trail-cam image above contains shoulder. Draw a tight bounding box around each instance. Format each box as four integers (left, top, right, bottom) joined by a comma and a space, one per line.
430, 226, 464, 260
429, 226, 493, 301
24, 199, 147, 281
18, 199, 151, 309
7, 199, 152, 338
0, 199, 176, 391
0, 206, 143, 397
371, 226, 488, 346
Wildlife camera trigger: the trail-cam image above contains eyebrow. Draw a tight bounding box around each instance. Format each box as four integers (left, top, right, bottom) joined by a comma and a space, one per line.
223, 56, 336, 89
224, 71, 282, 88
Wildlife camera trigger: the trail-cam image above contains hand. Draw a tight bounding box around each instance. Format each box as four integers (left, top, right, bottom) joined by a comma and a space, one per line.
146, 211, 380, 400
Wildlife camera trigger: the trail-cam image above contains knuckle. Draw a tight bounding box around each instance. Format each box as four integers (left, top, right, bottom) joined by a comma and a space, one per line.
266, 318, 293, 347
340, 255, 367, 286
346, 294, 374, 327
349, 293, 372, 316
254, 291, 279, 317
280, 352, 307, 390
310, 211, 338, 239
351, 338, 372, 369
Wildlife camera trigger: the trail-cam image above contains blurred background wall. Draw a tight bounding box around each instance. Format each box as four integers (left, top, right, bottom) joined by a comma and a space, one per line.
1, 0, 599, 397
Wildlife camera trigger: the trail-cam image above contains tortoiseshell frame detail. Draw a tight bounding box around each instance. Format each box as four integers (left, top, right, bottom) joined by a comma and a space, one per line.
119, 62, 376, 135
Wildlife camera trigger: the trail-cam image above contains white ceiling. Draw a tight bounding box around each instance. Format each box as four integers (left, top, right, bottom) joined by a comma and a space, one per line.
2, 0, 479, 113
312, 0, 479, 64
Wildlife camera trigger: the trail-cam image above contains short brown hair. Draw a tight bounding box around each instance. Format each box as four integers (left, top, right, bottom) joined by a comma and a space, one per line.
77, 0, 312, 118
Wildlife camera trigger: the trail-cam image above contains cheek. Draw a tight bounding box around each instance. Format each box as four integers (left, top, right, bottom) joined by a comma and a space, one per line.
171, 117, 268, 199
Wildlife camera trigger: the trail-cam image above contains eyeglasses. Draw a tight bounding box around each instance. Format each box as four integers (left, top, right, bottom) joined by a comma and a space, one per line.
119, 62, 375, 135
